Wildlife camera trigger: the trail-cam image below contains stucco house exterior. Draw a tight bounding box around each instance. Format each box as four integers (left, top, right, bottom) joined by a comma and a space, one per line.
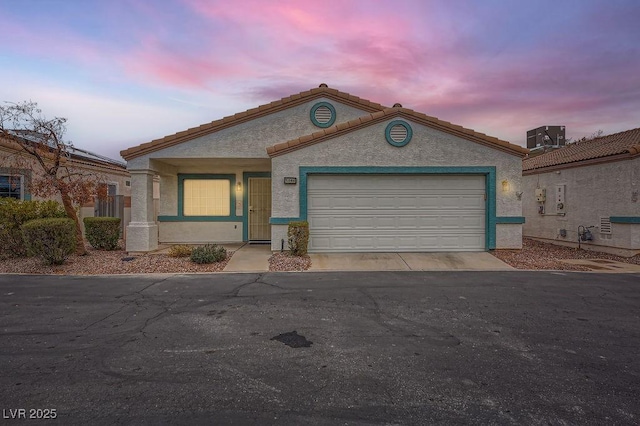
121, 85, 528, 253
522, 128, 640, 253
0, 135, 132, 233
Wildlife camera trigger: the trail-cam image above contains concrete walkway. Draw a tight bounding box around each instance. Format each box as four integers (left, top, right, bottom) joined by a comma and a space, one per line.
308, 252, 514, 272
223, 243, 272, 272
560, 258, 640, 273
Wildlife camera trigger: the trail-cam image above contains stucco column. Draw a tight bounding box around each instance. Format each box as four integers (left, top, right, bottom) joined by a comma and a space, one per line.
126, 170, 158, 252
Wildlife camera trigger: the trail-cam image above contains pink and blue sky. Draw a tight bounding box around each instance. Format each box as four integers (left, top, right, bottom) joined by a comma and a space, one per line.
1, 0, 638, 161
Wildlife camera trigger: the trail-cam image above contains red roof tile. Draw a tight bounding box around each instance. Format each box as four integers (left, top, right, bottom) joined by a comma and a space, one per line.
120, 85, 387, 160
523, 128, 640, 171
267, 107, 528, 158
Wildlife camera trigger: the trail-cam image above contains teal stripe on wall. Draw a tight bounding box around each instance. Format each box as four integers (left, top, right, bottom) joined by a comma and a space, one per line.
496, 216, 526, 224
269, 217, 300, 225
609, 216, 640, 224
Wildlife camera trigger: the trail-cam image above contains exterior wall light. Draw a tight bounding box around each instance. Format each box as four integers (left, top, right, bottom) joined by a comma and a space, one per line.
501, 180, 510, 192
236, 181, 242, 192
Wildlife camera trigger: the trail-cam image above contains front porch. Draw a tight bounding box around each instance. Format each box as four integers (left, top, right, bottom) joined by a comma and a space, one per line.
126, 158, 272, 252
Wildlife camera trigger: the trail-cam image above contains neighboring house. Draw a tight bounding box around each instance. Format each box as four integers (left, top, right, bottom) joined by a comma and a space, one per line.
522, 128, 640, 253
121, 85, 528, 253
0, 135, 132, 233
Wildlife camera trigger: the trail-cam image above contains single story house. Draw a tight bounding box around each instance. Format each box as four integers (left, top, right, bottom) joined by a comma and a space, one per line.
0, 135, 132, 233
522, 128, 640, 253
121, 85, 528, 253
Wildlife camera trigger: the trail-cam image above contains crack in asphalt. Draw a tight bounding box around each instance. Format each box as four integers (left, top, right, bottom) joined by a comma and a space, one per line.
227, 273, 278, 297
359, 288, 460, 347
83, 275, 177, 331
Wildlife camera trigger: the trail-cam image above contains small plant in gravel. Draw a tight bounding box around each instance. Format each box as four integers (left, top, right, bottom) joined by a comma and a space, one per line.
83, 217, 121, 250
22, 217, 76, 265
190, 244, 227, 264
168, 244, 192, 258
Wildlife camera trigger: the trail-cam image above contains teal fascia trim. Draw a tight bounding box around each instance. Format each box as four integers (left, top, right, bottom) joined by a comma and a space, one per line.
298, 166, 497, 250
310, 102, 337, 128
176, 173, 238, 220
242, 172, 271, 241
385, 120, 413, 147
158, 216, 241, 222
496, 216, 526, 224
610, 216, 640, 224
269, 217, 300, 225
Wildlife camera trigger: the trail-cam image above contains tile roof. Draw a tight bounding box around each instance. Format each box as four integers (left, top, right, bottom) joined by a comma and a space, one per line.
266, 106, 529, 158
523, 127, 640, 171
120, 85, 387, 161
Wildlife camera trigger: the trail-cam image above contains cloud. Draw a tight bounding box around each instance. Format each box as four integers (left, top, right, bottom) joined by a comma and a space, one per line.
1, 0, 638, 148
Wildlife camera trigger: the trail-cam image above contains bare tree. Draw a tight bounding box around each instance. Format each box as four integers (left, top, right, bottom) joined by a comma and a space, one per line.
0, 101, 107, 255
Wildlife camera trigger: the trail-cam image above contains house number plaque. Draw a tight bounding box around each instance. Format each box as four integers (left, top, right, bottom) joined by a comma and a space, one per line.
284, 177, 297, 185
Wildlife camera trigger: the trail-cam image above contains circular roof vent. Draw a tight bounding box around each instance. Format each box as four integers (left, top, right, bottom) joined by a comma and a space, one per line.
385, 120, 413, 147
389, 124, 408, 142
314, 106, 332, 124
393, 103, 403, 108
310, 102, 336, 128
319, 83, 328, 88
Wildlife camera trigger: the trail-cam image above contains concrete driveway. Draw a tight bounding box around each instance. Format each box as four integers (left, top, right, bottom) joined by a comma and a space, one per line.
1, 271, 638, 424
308, 252, 514, 271
221, 244, 514, 272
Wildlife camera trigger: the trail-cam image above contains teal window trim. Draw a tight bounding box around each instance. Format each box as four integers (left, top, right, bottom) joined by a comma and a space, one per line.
176, 173, 238, 220
242, 172, 271, 241
385, 120, 413, 147
610, 216, 640, 224
298, 166, 497, 250
496, 216, 526, 224
310, 102, 336, 128
158, 216, 240, 222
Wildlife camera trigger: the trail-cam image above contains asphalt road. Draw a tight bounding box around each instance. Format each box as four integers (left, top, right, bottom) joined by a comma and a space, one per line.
1, 271, 639, 425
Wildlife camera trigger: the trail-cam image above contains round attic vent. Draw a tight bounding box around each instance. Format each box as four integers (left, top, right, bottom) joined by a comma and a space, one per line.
393, 103, 403, 108
385, 120, 413, 147
310, 102, 336, 128
319, 83, 328, 87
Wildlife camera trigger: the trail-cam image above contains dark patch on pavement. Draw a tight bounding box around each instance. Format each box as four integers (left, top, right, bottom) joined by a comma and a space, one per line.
121, 256, 136, 262
271, 330, 313, 348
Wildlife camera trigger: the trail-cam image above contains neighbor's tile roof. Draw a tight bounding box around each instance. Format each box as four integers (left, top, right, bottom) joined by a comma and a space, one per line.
523, 127, 640, 171
266, 107, 529, 158
120, 85, 386, 161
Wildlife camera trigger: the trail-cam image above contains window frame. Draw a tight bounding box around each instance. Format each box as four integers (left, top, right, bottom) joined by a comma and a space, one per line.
0, 174, 24, 200
177, 174, 237, 219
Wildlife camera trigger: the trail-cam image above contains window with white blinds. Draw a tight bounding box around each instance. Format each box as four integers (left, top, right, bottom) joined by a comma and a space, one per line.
183, 179, 230, 216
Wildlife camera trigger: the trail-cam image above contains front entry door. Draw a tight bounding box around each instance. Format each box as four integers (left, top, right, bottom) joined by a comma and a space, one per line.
248, 177, 272, 241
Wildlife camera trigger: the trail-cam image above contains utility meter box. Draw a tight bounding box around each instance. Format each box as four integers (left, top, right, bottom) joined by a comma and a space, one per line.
535, 188, 546, 202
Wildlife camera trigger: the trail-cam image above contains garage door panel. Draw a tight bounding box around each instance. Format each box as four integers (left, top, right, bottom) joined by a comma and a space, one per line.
307, 175, 486, 252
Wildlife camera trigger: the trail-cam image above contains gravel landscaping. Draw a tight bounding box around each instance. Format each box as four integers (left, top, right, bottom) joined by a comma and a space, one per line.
1, 237, 638, 275
491, 238, 640, 271
0, 245, 234, 275
268, 252, 311, 272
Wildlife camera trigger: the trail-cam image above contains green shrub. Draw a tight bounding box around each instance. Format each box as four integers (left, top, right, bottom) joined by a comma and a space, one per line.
288, 221, 309, 256
0, 198, 66, 258
168, 244, 192, 258
22, 218, 76, 265
83, 217, 121, 250
190, 244, 227, 264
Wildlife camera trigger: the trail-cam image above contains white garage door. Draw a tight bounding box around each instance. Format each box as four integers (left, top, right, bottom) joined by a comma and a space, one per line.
307, 174, 486, 252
